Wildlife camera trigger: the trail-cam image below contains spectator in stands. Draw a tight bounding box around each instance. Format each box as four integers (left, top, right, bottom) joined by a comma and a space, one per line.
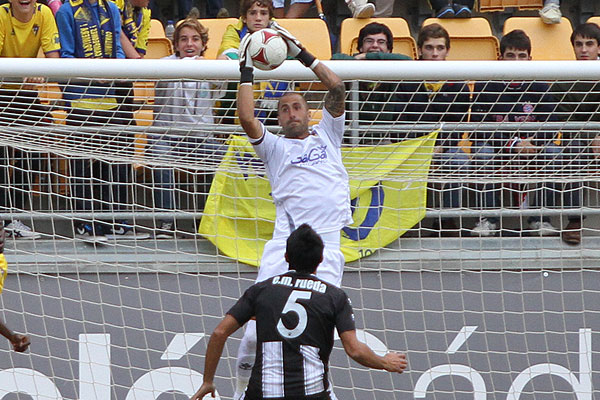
269, 0, 374, 19
217, 0, 272, 60
332, 22, 410, 132
151, 18, 226, 238
56, 0, 149, 242
217, 0, 289, 125
540, 0, 561, 25
470, 30, 571, 240
397, 23, 471, 236
148, 0, 193, 22
0, 0, 60, 239
115, 0, 151, 59
45, 0, 63, 15
546, 22, 600, 244
429, 0, 474, 19
113, 0, 151, 133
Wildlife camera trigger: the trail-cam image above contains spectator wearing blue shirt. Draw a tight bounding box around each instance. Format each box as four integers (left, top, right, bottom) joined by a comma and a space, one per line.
56, 0, 148, 242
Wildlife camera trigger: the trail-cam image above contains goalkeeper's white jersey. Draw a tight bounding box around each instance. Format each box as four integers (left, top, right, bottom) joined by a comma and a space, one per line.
252, 108, 352, 239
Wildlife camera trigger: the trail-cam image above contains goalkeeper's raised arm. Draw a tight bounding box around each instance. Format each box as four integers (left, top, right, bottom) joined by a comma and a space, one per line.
237, 21, 345, 140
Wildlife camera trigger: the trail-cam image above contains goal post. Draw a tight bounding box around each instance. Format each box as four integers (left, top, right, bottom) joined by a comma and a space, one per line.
0, 59, 598, 399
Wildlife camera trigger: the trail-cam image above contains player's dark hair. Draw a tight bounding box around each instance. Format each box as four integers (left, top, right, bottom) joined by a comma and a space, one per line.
571, 23, 600, 46
240, 0, 274, 20
286, 224, 324, 274
417, 23, 450, 50
500, 29, 531, 56
173, 18, 209, 57
358, 22, 393, 53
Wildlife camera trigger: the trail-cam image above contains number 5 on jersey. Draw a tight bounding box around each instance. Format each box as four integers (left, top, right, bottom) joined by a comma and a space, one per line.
277, 290, 312, 339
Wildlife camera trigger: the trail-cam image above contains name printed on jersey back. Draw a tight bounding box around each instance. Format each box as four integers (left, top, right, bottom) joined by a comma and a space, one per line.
272, 275, 327, 294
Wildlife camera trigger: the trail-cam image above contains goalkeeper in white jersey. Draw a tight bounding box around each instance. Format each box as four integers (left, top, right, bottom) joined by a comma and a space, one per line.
234, 22, 352, 399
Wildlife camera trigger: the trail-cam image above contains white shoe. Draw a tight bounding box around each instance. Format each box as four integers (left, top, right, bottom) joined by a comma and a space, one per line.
529, 220, 559, 236
5, 220, 41, 239
75, 222, 108, 244
155, 222, 175, 239
347, 0, 375, 18
471, 218, 498, 237
105, 221, 150, 240
539, 3, 561, 24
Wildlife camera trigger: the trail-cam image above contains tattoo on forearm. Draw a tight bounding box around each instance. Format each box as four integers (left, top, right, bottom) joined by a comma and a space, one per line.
324, 82, 345, 116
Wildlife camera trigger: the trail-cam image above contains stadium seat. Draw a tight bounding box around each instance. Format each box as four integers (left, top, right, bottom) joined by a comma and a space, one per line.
190, 18, 237, 59
422, 18, 499, 60
339, 17, 416, 59
51, 109, 67, 124
503, 16, 574, 60
38, 83, 62, 105
587, 16, 600, 26
309, 109, 322, 126
479, 0, 542, 12
276, 19, 332, 60
150, 19, 166, 38
423, 17, 493, 36
134, 109, 153, 126
145, 37, 174, 59
133, 82, 156, 104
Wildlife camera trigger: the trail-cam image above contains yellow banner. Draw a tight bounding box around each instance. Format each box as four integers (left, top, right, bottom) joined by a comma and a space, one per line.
199, 131, 438, 266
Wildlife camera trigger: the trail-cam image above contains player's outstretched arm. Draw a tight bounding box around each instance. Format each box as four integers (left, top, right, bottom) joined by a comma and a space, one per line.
339, 330, 407, 373
191, 315, 241, 400
313, 62, 345, 118
270, 21, 345, 118
237, 34, 262, 140
0, 318, 30, 352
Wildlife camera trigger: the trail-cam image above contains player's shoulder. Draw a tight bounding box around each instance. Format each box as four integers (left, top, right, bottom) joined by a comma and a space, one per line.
251, 123, 277, 146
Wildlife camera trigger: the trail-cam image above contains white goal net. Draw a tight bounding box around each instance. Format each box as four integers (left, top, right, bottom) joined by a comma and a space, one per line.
0, 59, 598, 399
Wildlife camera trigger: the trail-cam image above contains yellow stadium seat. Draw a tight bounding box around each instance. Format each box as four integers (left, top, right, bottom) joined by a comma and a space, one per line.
145, 37, 174, 59
276, 19, 332, 60
339, 17, 416, 58
479, 0, 543, 12
197, 18, 238, 59
134, 109, 153, 126
150, 19, 166, 38
587, 16, 600, 26
422, 18, 499, 60
503, 16, 574, 60
133, 82, 156, 104
447, 36, 500, 60
423, 17, 493, 36
38, 83, 62, 105
51, 109, 67, 125
309, 109, 322, 126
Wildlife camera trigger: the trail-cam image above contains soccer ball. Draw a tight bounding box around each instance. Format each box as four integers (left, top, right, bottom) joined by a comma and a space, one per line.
247, 28, 288, 71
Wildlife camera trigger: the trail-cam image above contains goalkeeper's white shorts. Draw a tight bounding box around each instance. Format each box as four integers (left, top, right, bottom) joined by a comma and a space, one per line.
256, 231, 345, 288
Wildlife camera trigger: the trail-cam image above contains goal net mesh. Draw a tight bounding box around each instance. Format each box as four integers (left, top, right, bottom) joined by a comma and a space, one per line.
0, 60, 597, 399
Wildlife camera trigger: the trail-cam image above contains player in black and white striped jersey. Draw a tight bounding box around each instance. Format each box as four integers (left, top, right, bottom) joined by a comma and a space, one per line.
191, 224, 407, 400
